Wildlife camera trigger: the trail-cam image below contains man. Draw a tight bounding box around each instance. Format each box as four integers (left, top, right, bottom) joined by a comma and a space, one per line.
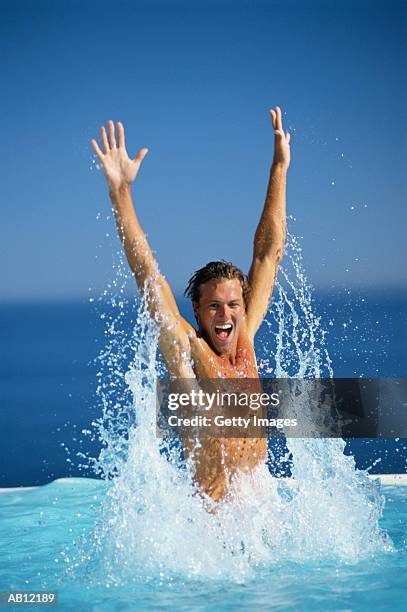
91, 107, 290, 502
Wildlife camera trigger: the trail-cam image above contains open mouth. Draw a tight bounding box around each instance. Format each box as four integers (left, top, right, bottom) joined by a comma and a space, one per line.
214, 323, 233, 342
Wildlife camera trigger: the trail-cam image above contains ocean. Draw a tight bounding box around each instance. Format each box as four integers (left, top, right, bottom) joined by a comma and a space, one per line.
1, 288, 406, 487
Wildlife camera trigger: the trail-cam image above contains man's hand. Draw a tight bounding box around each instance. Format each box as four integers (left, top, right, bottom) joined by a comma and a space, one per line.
270, 106, 291, 169
91, 120, 148, 193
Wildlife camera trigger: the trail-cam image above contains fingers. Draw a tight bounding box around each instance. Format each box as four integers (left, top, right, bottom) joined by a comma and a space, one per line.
269, 109, 276, 130
269, 106, 283, 128
269, 106, 290, 143
108, 120, 116, 148
275, 106, 283, 131
91, 139, 104, 161
101, 126, 109, 153
134, 147, 149, 163
94, 120, 124, 156
117, 121, 125, 148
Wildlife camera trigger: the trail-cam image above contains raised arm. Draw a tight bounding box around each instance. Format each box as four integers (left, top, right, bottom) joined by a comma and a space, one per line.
246, 106, 290, 341
91, 121, 195, 376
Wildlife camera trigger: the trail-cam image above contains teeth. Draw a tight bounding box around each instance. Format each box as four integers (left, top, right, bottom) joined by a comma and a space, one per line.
216, 324, 232, 330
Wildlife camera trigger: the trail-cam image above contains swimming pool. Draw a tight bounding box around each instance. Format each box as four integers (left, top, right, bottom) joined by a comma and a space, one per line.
0, 477, 406, 610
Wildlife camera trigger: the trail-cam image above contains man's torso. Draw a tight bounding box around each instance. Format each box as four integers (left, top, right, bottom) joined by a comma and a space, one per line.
180, 329, 267, 502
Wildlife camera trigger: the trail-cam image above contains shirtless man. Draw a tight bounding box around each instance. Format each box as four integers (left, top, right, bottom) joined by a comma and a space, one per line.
91, 107, 290, 503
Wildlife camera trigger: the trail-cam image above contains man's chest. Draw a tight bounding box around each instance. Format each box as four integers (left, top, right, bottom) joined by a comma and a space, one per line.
189, 333, 258, 379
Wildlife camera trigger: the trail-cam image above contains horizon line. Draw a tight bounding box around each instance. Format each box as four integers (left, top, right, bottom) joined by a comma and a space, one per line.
1, 284, 407, 306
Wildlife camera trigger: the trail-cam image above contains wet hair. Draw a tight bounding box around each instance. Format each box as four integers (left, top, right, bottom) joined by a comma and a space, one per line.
184, 260, 250, 308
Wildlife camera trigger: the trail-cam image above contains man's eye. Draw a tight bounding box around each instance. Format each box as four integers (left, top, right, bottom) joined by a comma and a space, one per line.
209, 303, 218, 309
230, 303, 240, 308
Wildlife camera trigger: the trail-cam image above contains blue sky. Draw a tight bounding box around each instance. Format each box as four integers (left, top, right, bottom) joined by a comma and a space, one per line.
1, 0, 406, 302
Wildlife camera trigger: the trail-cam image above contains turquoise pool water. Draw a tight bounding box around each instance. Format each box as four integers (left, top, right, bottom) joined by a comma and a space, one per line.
0, 478, 406, 611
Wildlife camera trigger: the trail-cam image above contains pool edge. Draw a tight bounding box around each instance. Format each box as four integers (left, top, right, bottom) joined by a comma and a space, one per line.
0, 473, 406, 494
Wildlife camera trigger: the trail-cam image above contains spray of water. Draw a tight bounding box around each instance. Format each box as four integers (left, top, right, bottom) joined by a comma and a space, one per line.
72, 230, 393, 586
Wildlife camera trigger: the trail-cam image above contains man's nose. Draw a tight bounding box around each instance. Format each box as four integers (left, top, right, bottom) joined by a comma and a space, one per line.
217, 304, 229, 319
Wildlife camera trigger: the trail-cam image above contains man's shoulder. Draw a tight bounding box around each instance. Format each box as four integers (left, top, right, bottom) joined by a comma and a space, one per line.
179, 317, 197, 337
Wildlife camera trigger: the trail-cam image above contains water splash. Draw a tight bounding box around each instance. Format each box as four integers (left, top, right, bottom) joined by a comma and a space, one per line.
258, 231, 333, 379
71, 231, 393, 586
262, 231, 392, 563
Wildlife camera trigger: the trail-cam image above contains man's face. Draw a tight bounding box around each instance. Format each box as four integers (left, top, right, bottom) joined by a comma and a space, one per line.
193, 278, 246, 355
